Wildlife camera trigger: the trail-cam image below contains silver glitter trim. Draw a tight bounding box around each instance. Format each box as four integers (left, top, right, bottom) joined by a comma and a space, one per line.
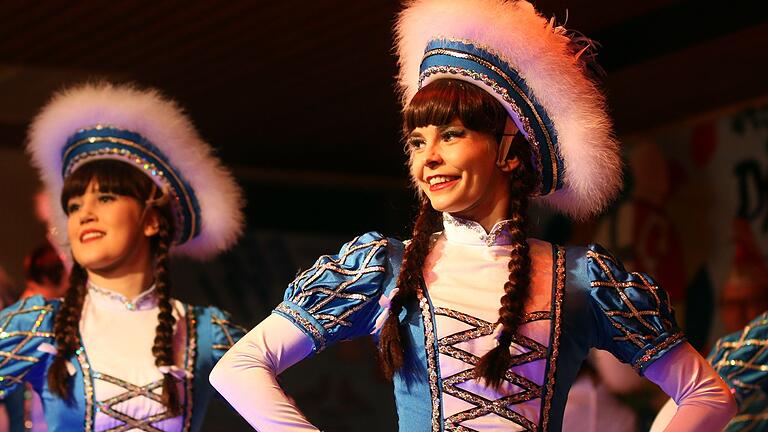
441, 213, 515, 246
63, 134, 194, 245
289, 238, 388, 332
94, 372, 177, 431
420, 64, 546, 195
421, 47, 559, 192
435, 307, 546, 430
275, 304, 326, 352
75, 346, 94, 431
183, 305, 197, 432
588, 250, 673, 349
416, 286, 442, 432
87, 281, 158, 311
540, 246, 565, 430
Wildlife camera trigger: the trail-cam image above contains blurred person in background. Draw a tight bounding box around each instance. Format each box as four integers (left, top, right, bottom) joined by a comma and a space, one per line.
0, 82, 246, 431
21, 242, 68, 301
653, 218, 768, 431
2, 242, 70, 432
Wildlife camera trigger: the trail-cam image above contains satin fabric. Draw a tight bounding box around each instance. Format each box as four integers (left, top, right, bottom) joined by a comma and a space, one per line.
217, 220, 729, 431
0, 295, 243, 432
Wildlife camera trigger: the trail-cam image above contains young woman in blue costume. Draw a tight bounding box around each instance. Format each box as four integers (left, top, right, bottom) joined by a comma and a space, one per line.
211, 0, 736, 430
0, 82, 246, 431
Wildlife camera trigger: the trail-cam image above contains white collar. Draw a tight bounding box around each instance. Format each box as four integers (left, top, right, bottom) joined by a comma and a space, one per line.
442, 213, 515, 246
87, 280, 159, 311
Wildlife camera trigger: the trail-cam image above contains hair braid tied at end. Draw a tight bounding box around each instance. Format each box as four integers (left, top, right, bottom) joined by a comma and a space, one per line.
379, 199, 441, 379
151, 225, 181, 415
48, 263, 88, 399
476, 149, 536, 389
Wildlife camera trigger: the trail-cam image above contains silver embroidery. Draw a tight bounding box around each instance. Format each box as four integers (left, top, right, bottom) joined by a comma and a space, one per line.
210, 313, 246, 351
275, 303, 326, 352
416, 287, 442, 432
94, 372, 183, 431
442, 214, 515, 246
182, 305, 196, 432
419, 64, 547, 194
588, 249, 678, 354
540, 246, 566, 429
288, 238, 387, 332
435, 307, 548, 430
87, 282, 158, 311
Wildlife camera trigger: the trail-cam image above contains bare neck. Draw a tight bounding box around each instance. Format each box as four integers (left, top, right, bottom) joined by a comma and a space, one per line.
453, 184, 512, 233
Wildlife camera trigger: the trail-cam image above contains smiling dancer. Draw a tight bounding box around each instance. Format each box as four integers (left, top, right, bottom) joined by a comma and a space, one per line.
210, 0, 736, 430
0, 82, 245, 431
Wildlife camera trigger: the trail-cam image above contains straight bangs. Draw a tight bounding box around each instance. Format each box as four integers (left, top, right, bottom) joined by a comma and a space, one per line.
403, 79, 508, 139
61, 160, 154, 213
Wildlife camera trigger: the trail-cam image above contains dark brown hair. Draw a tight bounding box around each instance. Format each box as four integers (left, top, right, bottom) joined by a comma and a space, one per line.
380, 79, 537, 388
50, 159, 180, 414
403, 79, 507, 143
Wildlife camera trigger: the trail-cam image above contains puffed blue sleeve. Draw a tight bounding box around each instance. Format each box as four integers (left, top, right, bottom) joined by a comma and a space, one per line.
0, 295, 58, 399
273, 232, 399, 353
585, 244, 686, 375
708, 311, 768, 407
208, 306, 247, 364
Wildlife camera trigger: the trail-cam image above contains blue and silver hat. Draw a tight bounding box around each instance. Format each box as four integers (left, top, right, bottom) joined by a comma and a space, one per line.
396, 0, 622, 219
27, 82, 244, 258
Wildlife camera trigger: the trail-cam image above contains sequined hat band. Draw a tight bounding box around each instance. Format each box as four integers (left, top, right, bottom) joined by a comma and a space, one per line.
396, 0, 622, 219
419, 38, 564, 196
62, 125, 201, 245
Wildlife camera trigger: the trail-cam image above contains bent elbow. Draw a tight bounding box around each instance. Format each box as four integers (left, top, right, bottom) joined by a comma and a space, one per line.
705, 380, 737, 427
713, 373, 738, 421
209, 347, 274, 395
209, 351, 245, 394
208, 359, 229, 392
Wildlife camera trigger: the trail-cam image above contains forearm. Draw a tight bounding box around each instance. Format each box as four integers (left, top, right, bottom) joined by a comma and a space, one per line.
645, 342, 736, 432
210, 314, 319, 431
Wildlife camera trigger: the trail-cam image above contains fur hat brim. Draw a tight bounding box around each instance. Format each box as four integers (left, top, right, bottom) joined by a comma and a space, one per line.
26, 82, 244, 259
396, 0, 622, 219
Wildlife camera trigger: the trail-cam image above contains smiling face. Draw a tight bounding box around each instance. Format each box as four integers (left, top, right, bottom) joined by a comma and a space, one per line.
65, 180, 157, 274
407, 118, 517, 220
403, 79, 528, 225
60, 160, 167, 277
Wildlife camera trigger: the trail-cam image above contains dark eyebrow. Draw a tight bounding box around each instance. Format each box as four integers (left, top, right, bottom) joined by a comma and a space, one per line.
408, 131, 425, 138
436, 123, 462, 132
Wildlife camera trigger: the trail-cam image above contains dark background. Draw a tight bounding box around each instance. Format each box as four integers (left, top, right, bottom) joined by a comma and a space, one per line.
1, 0, 766, 236
0, 1, 767, 430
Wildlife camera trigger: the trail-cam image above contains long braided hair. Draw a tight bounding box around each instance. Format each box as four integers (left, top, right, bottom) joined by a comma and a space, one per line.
50, 160, 181, 413
379, 79, 537, 387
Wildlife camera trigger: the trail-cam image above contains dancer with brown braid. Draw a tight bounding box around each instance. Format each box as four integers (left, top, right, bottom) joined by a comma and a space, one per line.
0, 82, 245, 431
211, 1, 735, 430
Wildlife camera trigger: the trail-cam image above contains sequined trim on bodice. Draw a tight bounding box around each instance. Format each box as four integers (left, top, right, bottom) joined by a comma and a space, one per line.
87, 281, 159, 311
93, 371, 183, 431
416, 245, 566, 431
442, 213, 515, 247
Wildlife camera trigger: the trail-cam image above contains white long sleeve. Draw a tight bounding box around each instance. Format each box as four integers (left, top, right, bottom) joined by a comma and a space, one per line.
209, 314, 318, 431
644, 342, 736, 432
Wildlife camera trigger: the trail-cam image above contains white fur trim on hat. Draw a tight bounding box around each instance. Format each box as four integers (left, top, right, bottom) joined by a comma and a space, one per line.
26, 82, 244, 259
396, 0, 622, 219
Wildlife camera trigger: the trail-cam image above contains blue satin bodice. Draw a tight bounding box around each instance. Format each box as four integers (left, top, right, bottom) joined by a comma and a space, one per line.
274, 231, 684, 431
0, 296, 244, 432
